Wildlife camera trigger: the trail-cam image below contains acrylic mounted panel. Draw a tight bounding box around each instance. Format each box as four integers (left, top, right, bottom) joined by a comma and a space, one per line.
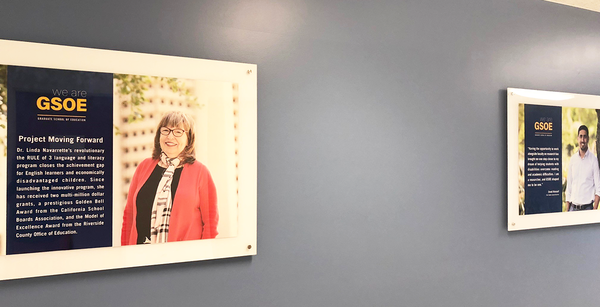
508, 88, 600, 231
0, 39, 257, 280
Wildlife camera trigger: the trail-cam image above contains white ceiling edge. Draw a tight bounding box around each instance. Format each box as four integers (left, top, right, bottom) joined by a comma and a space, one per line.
545, 0, 600, 13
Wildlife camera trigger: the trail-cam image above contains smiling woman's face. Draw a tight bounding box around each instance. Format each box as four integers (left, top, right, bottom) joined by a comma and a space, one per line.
159, 125, 188, 159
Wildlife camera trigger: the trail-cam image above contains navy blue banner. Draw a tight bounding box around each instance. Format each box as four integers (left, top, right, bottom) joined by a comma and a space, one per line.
523, 104, 562, 214
6, 66, 113, 254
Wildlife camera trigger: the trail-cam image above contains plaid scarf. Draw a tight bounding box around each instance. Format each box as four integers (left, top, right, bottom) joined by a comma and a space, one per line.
149, 153, 181, 244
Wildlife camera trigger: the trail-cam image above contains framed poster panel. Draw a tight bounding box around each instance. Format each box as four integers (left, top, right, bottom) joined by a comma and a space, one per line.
508, 88, 600, 231
0, 39, 257, 280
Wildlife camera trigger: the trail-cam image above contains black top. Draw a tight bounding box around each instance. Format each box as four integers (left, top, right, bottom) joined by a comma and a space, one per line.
135, 164, 183, 244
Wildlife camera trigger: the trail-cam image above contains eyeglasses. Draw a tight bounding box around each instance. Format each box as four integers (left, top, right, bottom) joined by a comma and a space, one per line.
160, 127, 186, 137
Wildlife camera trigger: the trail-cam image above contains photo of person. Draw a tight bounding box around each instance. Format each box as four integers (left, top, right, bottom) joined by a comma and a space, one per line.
564, 125, 600, 211
0, 65, 6, 255
561, 107, 600, 212
0, 65, 6, 155
121, 111, 218, 244
113, 75, 240, 245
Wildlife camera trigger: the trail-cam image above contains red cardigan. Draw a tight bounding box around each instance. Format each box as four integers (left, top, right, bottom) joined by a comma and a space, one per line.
121, 158, 218, 245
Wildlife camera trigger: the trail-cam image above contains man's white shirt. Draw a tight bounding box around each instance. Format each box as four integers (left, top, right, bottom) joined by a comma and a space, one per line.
566, 149, 600, 205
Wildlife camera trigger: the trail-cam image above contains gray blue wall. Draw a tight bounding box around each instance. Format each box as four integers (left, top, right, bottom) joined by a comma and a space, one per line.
1, 0, 600, 306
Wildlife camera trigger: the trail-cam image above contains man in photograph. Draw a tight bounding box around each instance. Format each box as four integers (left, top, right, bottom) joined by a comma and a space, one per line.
566, 125, 600, 211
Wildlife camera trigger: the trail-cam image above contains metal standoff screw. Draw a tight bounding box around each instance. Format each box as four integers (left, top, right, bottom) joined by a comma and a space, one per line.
247, 70, 252, 74
511, 222, 515, 226
247, 245, 252, 250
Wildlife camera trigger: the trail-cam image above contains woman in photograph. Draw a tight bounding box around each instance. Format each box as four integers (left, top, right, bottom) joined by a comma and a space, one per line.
121, 111, 218, 245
